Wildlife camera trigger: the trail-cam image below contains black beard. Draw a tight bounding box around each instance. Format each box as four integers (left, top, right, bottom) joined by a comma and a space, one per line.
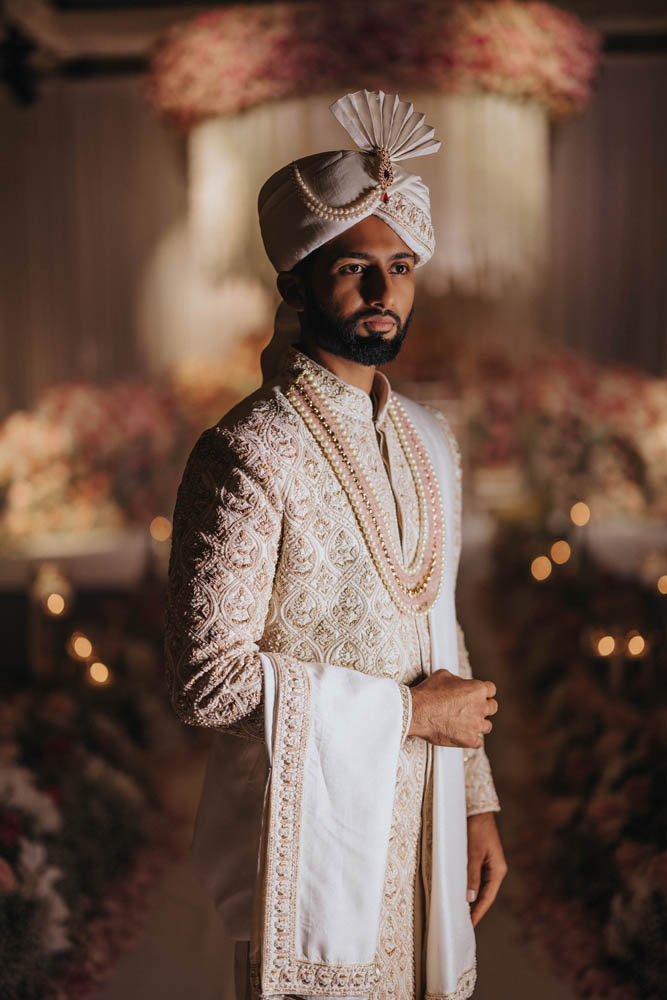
300, 290, 413, 367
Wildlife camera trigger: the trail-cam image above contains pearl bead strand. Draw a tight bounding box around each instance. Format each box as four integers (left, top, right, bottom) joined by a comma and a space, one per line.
286, 374, 445, 616
291, 162, 382, 221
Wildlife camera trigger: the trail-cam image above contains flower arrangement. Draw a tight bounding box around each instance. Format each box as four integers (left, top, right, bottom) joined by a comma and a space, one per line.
415, 340, 667, 522
2, 339, 667, 543
147, 0, 601, 129
488, 523, 667, 999
0, 582, 195, 999
0, 338, 267, 545
0, 380, 187, 542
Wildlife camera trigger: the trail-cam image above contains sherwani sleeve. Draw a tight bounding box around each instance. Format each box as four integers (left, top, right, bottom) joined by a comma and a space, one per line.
165, 422, 413, 744
164, 424, 277, 733
457, 620, 501, 816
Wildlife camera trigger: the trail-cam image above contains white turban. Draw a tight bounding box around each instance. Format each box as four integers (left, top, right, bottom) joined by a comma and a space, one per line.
257, 89, 441, 273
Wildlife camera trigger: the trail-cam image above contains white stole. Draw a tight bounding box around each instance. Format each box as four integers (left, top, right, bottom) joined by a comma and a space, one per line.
189, 398, 476, 999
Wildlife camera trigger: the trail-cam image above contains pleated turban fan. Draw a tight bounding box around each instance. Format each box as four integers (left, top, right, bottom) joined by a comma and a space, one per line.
258, 89, 442, 274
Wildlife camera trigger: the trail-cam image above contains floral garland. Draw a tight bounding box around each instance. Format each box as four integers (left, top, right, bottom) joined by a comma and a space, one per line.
147, 0, 602, 129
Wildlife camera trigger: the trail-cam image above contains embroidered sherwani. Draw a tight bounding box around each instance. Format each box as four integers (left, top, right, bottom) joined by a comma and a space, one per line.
165, 346, 499, 1000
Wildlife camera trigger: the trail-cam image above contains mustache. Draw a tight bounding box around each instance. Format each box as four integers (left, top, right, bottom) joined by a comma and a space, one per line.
354, 308, 401, 324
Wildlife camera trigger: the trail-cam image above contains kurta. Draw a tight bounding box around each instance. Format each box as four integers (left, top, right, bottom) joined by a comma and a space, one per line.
165, 345, 500, 1000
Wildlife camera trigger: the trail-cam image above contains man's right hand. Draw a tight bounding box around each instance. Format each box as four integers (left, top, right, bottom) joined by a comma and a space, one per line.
407, 670, 498, 748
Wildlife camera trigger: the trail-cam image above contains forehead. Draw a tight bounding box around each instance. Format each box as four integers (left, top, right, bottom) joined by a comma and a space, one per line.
319, 214, 413, 262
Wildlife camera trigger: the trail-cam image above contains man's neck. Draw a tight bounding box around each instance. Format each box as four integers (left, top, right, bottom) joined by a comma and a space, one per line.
296, 338, 376, 396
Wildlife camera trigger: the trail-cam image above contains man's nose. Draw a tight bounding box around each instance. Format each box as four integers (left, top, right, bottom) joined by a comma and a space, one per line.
362, 267, 394, 310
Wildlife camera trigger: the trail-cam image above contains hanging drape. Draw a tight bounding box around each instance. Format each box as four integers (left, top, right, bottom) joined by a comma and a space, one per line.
0, 75, 187, 418
546, 54, 667, 376
188, 89, 551, 299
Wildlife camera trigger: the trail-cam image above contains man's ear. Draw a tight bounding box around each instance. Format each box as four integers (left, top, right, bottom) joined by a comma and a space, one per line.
277, 271, 305, 312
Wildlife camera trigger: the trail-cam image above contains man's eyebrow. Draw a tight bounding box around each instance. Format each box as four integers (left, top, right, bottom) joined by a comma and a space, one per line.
329, 251, 417, 263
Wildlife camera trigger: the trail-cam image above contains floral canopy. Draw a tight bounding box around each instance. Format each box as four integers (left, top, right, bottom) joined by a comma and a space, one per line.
144, 1, 601, 306
147, 0, 601, 129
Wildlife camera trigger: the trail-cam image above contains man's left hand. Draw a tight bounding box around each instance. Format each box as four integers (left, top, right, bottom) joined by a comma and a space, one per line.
466, 812, 507, 927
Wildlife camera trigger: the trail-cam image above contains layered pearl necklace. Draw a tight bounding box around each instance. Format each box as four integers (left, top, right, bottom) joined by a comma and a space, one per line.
286, 370, 445, 616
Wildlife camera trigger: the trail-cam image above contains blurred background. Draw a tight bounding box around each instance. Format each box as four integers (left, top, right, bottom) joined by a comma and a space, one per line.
0, 2, 665, 998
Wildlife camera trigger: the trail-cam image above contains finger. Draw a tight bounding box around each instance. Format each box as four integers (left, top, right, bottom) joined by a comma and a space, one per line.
484, 680, 496, 698
466, 853, 482, 906
470, 873, 502, 927
485, 698, 498, 716
481, 718, 493, 735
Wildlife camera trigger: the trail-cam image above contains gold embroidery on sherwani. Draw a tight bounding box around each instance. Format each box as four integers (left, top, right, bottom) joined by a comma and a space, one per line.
165, 346, 498, 1000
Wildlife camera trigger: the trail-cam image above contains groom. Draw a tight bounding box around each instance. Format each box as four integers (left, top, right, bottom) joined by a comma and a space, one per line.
165, 90, 506, 1000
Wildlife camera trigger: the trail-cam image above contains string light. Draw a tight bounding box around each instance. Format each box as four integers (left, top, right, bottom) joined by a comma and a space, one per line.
597, 635, 615, 656
550, 540, 571, 564
46, 593, 66, 616
570, 501, 590, 526
87, 661, 110, 685
150, 516, 172, 542
531, 556, 552, 581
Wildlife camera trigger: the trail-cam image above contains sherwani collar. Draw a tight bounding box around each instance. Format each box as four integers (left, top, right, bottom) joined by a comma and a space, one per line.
278, 345, 392, 427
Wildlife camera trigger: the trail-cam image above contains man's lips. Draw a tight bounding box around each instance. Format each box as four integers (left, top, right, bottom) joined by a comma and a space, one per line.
362, 317, 396, 333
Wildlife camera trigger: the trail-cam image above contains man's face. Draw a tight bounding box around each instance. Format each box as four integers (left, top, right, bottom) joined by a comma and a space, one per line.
294, 215, 417, 367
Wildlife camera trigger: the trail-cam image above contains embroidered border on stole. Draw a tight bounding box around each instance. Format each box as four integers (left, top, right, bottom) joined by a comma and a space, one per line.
260, 658, 381, 996
425, 961, 476, 1000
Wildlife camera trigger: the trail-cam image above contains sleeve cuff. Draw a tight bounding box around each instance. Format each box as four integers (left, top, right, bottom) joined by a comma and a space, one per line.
464, 743, 501, 815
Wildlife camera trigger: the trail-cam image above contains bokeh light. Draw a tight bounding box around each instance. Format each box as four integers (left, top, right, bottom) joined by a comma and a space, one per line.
46, 593, 66, 615
531, 556, 552, 581
150, 516, 172, 542
70, 633, 93, 659
88, 661, 110, 684
627, 633, 645, 656
550, 540, 571, 564
597, 635, 615, 656
570, 501, 590, 526
32, 562, 73, 617
658, 575, 667, 595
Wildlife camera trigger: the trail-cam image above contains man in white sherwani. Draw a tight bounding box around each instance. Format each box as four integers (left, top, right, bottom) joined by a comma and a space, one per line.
165, 90, 507, 1000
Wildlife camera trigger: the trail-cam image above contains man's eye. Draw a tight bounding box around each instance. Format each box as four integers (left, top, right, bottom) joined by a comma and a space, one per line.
393, 264, 410, 274
341, 263, 364, 273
